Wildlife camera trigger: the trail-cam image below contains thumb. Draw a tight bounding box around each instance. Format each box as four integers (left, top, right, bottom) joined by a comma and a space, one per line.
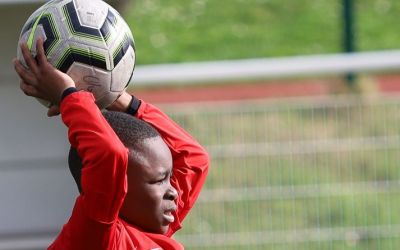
47, 105, 60, 117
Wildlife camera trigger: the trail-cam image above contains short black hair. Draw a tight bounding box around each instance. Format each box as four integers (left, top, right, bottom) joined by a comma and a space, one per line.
69, 111, 160, 192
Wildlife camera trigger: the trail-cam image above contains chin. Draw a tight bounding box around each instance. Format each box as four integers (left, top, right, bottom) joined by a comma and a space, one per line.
155, 225, 169, 235
144, 223, 169, 235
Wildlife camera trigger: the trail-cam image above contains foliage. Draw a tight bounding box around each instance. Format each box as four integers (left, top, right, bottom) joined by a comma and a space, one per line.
123, 0, 400, 65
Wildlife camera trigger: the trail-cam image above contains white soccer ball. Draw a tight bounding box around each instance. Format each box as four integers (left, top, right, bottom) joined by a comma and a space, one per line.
17, 0, 136, 109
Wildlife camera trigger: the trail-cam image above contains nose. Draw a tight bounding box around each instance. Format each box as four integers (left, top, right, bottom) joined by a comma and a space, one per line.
165, 185, 178, 201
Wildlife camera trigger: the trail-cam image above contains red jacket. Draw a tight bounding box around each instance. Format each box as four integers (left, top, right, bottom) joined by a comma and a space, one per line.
48, 92, 209, 250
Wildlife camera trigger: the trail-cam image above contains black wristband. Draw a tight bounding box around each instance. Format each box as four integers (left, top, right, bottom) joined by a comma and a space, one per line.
61, 87, 78, 101
126, 95, 141, 116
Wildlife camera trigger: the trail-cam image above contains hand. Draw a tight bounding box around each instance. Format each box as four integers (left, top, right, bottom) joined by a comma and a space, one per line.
47, 105, 60, 117
106, 90, 133, 112
13, 38, 75, 106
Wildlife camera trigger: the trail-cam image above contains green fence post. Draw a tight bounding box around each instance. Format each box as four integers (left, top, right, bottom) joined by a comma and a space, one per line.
343, 0, 356, 88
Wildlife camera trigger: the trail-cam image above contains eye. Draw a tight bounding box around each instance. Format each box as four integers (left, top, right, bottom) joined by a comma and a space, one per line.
157, 176, 169, 184
157, 180, 165, 185
150, 176, 168, 185
150, 170, 172, 185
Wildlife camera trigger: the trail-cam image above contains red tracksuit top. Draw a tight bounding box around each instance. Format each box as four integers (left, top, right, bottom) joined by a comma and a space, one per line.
48, 92, 209, 250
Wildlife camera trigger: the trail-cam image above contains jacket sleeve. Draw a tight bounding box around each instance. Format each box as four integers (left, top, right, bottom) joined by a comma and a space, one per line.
135, 100, 209, 235
49, 92, 128, 249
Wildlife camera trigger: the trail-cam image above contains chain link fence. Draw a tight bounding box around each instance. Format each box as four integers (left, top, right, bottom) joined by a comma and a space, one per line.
164, 94, 400, 250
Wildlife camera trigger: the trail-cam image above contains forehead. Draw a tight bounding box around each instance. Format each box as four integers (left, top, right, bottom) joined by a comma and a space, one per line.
128, 137, 172, 176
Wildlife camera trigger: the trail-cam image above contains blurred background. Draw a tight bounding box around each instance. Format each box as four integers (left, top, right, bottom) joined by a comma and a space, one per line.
1, 0, 400, 249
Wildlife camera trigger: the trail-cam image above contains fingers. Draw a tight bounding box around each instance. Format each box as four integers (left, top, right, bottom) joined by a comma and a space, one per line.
36, 38, 48, 66
20, 42, 39, 75
47, 105, 60, 117
20, 80, 43, 98
13, 58, 36, 85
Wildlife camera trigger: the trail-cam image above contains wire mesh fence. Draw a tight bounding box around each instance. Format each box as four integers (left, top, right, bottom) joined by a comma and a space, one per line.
163, 94, 400, 250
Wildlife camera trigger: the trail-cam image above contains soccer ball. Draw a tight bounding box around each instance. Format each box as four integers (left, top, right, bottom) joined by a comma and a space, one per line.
17, 0, 135, 109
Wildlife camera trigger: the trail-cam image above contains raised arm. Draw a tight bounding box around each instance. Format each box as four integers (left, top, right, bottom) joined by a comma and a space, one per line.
49, 91, 128, 249
61, 92, 128, 223
135, 98, 209, 235
14, 39, 128, 249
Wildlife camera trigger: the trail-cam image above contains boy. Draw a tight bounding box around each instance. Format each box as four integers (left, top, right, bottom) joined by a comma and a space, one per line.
13, 38, 209, 249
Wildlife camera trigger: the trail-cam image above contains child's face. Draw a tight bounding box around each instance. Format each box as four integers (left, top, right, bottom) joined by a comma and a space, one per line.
119, 137, 178, 234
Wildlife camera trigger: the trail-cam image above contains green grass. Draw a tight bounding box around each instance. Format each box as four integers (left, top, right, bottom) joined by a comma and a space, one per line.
183, 240, 400, 250
205, 150, 400, 188
167, 98, 400, 145
123, 0, 400, 65
161, 96, 400, 249
179, 194, 400, 233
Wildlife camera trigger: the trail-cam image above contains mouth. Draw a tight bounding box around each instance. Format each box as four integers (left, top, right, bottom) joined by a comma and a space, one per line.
163, 211, 175, 223
163, 206, 177, 223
